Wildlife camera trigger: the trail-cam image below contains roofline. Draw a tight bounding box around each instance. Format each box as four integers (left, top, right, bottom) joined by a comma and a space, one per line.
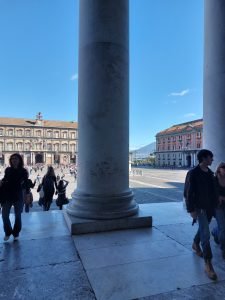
155, 118, 203, 136
0, 116, 78, 129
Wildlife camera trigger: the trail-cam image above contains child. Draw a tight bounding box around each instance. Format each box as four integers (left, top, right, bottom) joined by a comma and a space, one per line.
56, 177, 69, 210
23, 178, 36, 213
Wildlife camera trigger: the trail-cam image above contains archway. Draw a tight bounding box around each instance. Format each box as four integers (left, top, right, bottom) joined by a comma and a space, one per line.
54, 154, 60, 164
186, 155, 191, 168
35, 153, 43, 164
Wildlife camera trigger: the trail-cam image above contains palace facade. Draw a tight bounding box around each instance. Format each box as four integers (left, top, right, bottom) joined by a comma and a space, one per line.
0, 113, 78, 166
155, 119, 203, 167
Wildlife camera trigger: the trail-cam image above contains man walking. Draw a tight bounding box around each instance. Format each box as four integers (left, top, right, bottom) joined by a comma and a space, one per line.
184, 149, 217, 280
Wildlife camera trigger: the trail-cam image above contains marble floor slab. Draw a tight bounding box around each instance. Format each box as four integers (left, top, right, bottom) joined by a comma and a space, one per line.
79, 239, 190, 270
0, 211, 69, 241
1, 202, 225, 299
140, 279, 225, 300
0, 236, 78, 272
0, 261, 95, 300
0, 210, 96, 300
73, 227, 168, 251
86, 253, 225, 300
141, 202, 191, 225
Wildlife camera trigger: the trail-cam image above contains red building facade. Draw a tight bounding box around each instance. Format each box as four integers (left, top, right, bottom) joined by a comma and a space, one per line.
155, 119, 203, 167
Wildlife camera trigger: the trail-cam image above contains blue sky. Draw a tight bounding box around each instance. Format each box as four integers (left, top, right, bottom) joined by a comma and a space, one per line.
0, 0, 203, 150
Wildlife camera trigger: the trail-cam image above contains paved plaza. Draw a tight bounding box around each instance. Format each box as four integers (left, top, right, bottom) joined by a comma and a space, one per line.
0, 167, 186, 212
0, 167, 187, 213
1, 202, 225, 299
1, 167, 225, 299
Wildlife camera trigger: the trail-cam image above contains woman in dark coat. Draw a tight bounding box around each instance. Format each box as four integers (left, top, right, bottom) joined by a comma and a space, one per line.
42, 166, 57, 211
0, 153, 29, 241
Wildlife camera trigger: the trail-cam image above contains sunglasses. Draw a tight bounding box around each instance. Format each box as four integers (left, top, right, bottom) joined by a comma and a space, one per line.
220, 166, 225, 169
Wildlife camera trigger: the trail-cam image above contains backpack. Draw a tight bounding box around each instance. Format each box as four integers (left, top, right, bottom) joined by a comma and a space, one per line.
43, 176, 54, 194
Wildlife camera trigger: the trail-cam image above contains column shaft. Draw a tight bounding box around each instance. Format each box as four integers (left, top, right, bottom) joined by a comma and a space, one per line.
67, 0, 138, 219
203, 0, 225, 169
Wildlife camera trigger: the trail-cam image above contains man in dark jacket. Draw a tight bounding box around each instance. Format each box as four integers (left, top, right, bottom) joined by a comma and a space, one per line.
184, 149, 217, 280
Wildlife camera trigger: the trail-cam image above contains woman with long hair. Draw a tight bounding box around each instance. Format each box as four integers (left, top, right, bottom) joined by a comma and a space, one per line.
0, 153, 29, 241
211, 162, 225, 258
41, 166, 57, 211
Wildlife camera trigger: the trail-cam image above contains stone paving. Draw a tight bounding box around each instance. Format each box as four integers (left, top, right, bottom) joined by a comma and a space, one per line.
2, 168, 225, 299
1, 167, 187, 212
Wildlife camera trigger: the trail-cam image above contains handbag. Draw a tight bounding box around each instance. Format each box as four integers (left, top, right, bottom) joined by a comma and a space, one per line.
25, 192, 33, 205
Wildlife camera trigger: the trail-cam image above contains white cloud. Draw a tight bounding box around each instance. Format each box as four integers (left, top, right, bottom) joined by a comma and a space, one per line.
168, 89, 190, 97
70, 73, 78, 81
183, 113, 196, 118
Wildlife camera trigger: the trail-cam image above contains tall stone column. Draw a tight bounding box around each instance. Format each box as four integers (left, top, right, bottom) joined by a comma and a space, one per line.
203, 0, 225, 169
67, 0, 139, 219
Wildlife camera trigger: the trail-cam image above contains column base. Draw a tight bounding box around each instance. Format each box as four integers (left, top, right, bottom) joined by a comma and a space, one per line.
66, 190, 139, 220
63, 207, 152, 235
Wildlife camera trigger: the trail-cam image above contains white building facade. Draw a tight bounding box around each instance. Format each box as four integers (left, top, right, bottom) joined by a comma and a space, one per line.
0, 113, 78, 166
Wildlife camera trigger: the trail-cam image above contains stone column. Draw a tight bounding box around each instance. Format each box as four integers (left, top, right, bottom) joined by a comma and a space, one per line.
67, 0, 138, 219
203, 0, 225, 169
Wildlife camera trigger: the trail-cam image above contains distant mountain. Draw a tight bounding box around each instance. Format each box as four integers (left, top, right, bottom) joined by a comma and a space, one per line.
130, 142, 156, 159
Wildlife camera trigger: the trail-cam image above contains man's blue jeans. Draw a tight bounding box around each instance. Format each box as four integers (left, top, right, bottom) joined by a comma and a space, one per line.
194, 209, 212, 260
2, 196, 23, 237
212, 207, 225, 252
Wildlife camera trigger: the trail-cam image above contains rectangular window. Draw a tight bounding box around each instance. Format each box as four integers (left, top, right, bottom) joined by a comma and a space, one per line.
25, 130, 31, 137
197, 132, 201, 138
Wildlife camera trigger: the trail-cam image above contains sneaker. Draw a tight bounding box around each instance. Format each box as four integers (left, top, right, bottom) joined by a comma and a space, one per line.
4, 235, 10, 241
211, 231, 219, 245
192, 241, 203, 257
13, 235, 19, 241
